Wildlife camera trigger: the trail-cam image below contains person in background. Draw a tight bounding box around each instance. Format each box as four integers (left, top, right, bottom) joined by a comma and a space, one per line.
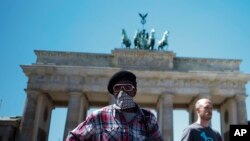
180, 98, 222, 141
66, 70, 163, 141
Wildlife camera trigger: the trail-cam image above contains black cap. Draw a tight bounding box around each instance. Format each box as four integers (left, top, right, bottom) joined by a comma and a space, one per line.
107, 70, 137, 94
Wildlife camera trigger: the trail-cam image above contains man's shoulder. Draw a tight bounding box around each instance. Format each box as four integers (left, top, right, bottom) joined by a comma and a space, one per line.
141, 108, 154, 116
88, 105, 113, 117
140, 108, 157, 121
183, 123, 201, 132
101, 105, 113, 112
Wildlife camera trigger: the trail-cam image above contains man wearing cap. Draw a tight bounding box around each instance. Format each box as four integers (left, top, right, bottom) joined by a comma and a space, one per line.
66, 70, 163, 141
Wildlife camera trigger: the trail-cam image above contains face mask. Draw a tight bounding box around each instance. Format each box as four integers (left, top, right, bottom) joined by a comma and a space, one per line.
115, 91, 136, 110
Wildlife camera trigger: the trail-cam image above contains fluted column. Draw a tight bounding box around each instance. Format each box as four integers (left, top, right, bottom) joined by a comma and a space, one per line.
64, 92, 88, 140
109, 94, 115, 105
235, 94, 248, 124
220, 97, 237, 141
188, 99, 196, 124
17, 90, 41, 141
157, 94, 173, 141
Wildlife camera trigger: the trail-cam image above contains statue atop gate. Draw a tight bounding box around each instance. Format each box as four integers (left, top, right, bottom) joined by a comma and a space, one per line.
121, 13, 169, 51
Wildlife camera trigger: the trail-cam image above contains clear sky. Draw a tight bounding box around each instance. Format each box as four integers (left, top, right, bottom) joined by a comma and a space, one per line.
0, 0, 250, 141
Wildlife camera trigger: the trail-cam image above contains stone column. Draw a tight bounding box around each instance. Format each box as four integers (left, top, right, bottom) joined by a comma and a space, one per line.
17, 90, 41, 141
157, 94, 173, 141
109, 94, 115, 105
82, 95, 89, 121
188, 99, 196, 124
235, 94, 248, 124
220, 98, 237, 141
33, 93, 53, 141
63, 92, 88, 140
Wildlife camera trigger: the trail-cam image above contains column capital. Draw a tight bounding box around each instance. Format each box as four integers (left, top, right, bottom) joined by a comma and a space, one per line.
234, 94, 247, 101
159, 93, 174, 100
68, 91, 83, 96
198, 93, 211, 99
24, 89, 42, 96
161, 93, 174, 96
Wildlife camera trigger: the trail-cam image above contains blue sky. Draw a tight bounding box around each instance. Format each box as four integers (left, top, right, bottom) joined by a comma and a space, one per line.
0, 0, 250, 141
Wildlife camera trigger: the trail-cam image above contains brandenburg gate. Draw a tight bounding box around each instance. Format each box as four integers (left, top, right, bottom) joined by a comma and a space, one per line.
17, 48, 250, 141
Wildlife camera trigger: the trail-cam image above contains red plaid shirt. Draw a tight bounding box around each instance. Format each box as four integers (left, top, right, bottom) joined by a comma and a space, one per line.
66, 104, 163, 141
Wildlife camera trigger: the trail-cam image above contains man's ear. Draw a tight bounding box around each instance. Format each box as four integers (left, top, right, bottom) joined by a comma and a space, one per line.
195, 107, 200, 113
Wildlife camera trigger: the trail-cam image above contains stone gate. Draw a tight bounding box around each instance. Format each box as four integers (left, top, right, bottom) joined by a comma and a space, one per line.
17, 48, 250, 141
